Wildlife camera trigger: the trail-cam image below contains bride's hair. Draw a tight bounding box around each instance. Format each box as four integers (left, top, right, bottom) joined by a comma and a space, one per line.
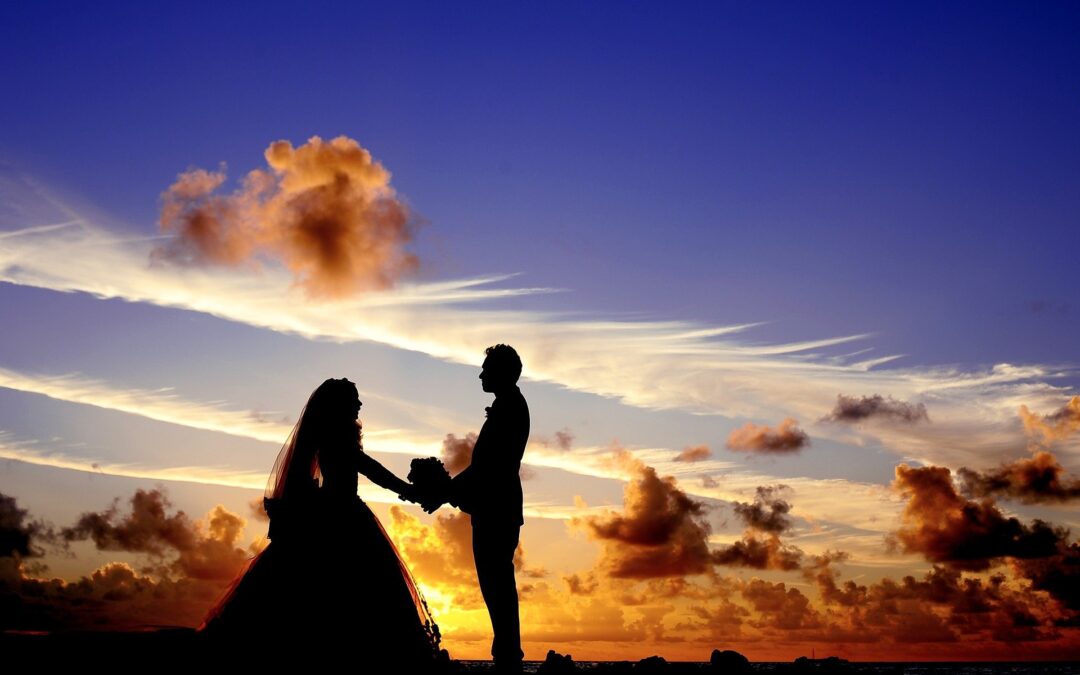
265, 378, 360, 503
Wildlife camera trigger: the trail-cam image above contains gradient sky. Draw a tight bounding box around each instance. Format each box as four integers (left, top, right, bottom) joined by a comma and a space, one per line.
2, 1, 1079, 662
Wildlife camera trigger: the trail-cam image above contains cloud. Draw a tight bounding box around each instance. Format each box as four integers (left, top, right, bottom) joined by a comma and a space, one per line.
711, 534, 804, 571
711, 489, 804, 572
0, 365, 292, 443
534, 429, 575, 452
441, 433, 477, 476
740, 579, 821, 631
808, 557, 1072, 644
731, 485, 793, 534
156, 136, 417, 298
726, 418, 809, 454
0, 557, 226, 631
563, 572, 599, 595
958, 451, 1080, 504
4, 216, 1072, 476
0, 491, 255, 632
386, 506, 544, 612
823, 394, 929, 424
386, 506, 482, 607
1020, 396, 1080, 445
61, 488, 253, 581
892, 464, 1066, 571
1013, 542, 1080, 613
674, 445, 710, 463
1, 491, 55, 557
573, 451, 713, 578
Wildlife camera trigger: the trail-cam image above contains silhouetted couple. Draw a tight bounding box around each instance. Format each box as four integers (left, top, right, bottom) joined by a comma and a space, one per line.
199, 344, 529, 674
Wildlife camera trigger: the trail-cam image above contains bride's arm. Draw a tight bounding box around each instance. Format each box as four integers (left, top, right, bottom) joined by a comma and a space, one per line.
356, 448, 414, 498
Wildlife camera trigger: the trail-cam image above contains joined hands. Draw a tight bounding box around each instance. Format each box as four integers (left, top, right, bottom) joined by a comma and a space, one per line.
399, 483, 448, 514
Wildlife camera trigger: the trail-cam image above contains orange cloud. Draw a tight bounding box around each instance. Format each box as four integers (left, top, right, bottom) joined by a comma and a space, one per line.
574, 451, 713, 578
2, 490, 257, 632
674, 445, 711, 462
741, 578, 822, 631
387, 506, 482, 607
156, 135, 417, 298
892, 465, 1065, 571
441, 433, 477, 476
726, 418, 809, 454
61, 488, 252, 582
711, 534, 803, 571
1020, 396, 1080, 445
1013, 541, 1080, 614
808, 557, 1071, 645
958, 451, 1080, 504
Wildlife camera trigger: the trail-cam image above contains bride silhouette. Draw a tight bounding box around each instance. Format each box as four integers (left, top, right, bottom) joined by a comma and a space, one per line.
198, 378, 441, 666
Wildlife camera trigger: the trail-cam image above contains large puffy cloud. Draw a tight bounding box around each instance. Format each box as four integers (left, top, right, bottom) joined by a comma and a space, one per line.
61, 488, 252, 581
892, 465, 1065, 571
156, 136, 417, 298
958, 451, 1080, 504
726, 418, 809, 454
823, 394, 929, 424
573, 451, 713, 578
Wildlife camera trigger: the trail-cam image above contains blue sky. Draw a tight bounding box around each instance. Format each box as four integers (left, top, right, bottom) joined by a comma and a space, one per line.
3, 1, 1078, 367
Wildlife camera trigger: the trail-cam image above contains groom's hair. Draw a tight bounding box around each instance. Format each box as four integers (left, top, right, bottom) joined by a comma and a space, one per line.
485, 344, 522, 383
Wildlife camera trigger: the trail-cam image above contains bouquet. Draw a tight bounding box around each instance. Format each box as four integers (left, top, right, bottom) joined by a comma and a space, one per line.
408, 457, 452, 512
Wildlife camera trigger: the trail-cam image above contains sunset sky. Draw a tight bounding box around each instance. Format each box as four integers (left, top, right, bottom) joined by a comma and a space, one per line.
2, 1, 1080, 662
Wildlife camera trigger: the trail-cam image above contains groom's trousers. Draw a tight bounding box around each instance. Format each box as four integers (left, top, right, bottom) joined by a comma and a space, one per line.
472, 520, 523, 669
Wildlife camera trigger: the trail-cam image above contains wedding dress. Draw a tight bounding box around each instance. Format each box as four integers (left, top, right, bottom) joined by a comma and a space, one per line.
198, 379, 441, 666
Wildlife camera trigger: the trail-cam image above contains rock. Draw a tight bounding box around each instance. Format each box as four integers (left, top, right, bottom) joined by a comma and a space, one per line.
633, 655, 669, 673
537, 649, 579, 674
710, 649, 751, 673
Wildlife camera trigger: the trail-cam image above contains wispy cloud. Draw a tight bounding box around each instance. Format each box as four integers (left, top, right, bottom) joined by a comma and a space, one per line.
0, 366, 292, 443
0, 219, 1075, 472
0, 433, 267, 490
0, 366, 446, 459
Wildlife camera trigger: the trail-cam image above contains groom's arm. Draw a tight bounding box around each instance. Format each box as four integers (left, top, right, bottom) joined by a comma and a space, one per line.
447, 460, 480, 511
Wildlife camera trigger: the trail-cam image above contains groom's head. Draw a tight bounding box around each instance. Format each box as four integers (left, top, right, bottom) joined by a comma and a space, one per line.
480, 344, 522, 393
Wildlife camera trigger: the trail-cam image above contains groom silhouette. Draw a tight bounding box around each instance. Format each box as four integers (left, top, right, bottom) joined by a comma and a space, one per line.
426, 344, 529, 672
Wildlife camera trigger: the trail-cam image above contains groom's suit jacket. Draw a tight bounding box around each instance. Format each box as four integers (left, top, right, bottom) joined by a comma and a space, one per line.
449, 386, 530, 526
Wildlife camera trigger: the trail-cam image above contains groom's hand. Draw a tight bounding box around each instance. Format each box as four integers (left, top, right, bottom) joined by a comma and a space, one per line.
420, 498, 446, 514
419, 484, 449, 514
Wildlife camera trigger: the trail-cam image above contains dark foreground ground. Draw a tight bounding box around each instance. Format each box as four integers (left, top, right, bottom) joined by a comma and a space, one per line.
2, 629, 1077, 674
